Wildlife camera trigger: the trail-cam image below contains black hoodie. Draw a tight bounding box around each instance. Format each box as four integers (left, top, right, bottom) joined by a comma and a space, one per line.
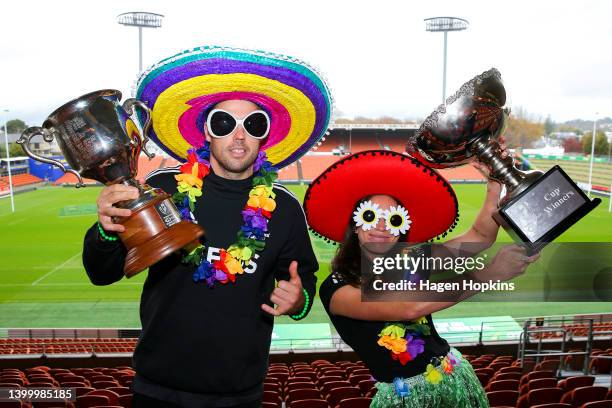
82, 167, 318, 407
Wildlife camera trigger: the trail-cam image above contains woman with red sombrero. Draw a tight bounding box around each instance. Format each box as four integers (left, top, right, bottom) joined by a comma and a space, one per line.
304, 149, 539, 407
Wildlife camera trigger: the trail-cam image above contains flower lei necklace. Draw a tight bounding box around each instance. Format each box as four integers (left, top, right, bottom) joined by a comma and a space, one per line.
378, 317, 460, 391
377, 317, 430, 366
172, 143, 278, 287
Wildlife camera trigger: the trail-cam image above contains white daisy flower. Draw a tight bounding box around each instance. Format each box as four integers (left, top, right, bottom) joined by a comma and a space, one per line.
384, 205, 412, 236
353, 200, 383, 231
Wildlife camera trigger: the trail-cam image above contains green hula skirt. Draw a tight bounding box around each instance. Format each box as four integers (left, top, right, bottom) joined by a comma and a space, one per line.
370, 348, 489, 408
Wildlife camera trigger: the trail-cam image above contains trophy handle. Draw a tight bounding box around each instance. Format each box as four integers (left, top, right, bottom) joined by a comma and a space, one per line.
16, 127, 85, 187
123, 98, 155, 159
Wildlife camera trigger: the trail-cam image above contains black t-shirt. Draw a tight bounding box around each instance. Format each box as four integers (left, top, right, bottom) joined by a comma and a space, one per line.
319, 267, 450, 383
82, 168, 318, 407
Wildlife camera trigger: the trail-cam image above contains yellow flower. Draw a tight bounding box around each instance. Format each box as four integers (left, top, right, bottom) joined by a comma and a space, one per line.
224, 253, 244, 275
228, 245, 253, 262
247, 195, 276, 212
424, 364, 443, 384
377, 335, 407, 354
380, 324, 406, 339
175, 166, 203, 189
413, 316, 428, 325
250, 185, 275, 199
177, 182, 202, 202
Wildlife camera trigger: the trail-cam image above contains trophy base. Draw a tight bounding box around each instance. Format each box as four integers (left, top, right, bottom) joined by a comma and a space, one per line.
493, 165, 601, 254
117, 192, 204, 277
124, 221, 204, 278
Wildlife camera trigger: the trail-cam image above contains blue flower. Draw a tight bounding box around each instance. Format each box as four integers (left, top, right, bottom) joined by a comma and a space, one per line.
393, 377, 410, 397
241, 225, 266, 240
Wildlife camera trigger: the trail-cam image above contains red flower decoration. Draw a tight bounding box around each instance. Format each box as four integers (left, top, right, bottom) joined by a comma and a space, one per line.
244, 205, 272, 219
213, 251, 229, 274
391, 351, 413, 365
180, 151, 210, 180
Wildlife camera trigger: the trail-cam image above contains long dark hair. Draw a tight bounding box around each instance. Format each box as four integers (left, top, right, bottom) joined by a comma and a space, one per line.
331, 194, 407, 286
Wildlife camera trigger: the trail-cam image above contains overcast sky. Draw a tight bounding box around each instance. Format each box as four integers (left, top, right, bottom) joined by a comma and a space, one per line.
2, 0, 611, 127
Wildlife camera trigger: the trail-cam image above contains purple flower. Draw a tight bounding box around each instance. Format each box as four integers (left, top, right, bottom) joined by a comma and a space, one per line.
193, 261, 214, 284
406, 334, 425, 358
214, 269, 227, 282
180, 207, 194, 222
242, 208, 268, 231
253, 151, 267, 173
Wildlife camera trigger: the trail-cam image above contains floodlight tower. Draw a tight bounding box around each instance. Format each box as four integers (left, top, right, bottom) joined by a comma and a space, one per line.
117, 12, 164, 72
424, 17, 469, 103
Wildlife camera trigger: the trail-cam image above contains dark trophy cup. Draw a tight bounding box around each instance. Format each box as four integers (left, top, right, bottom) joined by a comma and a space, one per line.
17, 90, 204, 277
406, 69, 601, 253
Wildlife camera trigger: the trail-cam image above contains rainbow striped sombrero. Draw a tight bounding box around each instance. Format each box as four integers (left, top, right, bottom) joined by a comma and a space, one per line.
135, 46, 333, 168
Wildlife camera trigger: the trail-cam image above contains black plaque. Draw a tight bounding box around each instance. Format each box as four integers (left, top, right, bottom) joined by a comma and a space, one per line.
494, 166, 601, 253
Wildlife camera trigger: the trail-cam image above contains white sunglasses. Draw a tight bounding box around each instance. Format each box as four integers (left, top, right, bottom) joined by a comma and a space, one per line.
206, 108, 271, 139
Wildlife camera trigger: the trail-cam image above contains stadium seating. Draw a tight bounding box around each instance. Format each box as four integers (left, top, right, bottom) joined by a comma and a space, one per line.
0, 355, 611, 408
0, 173, 42, 187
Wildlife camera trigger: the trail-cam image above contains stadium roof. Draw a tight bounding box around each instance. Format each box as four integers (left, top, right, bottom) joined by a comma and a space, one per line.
330, 123, 419, 130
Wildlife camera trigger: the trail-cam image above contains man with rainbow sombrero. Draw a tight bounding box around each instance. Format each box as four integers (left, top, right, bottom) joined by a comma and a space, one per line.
82, 46, 333, 407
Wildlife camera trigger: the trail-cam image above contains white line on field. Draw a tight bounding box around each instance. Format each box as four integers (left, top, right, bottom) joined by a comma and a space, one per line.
32, 252, 82, 286
7, 218, 26, 226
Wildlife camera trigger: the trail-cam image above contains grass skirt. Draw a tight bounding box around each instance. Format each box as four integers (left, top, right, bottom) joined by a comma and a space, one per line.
370, 348, 489, 408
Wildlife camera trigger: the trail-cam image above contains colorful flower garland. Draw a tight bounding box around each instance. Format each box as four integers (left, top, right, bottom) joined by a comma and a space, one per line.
172, 143, 278, 286
377, 317, 429, 366
379, 317, 461, 394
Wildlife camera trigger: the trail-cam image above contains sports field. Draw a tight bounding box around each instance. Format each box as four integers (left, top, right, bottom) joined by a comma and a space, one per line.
0, 184, 610, 328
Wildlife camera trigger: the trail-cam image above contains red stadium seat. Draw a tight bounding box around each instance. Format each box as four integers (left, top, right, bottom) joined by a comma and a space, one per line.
91, 380, 119, 388
519, 371, 555, 387
348, 374, 372, 386
262, 390, 281, 406
326, 387, 361, 407
527, 378, 558, 392
497, 366, 524, 374
85, 389, 120, 406
0, 402, 24, 408
491, 372, 522, 382
290, 399, 329, 408
321, 381, 352, 395
118, 394, 132, 408
557, 375, 595, 392
105, 387, 131, 396
581, 401, 612, 408
285, 382, 318, 395
287, 388, 321, 404
561, 386, 608, 407
75, 394, 110, 408
528, 387, 564, 406
487, 390, 519, 407
336, 397, 372, 408
485, 379, 519, 392
74, 386, 95, 396
357, 379, 375, 395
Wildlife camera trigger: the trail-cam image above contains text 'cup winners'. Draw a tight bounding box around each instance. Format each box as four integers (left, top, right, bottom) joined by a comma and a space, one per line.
17, 90, 204, 276
406, 69, 601, 253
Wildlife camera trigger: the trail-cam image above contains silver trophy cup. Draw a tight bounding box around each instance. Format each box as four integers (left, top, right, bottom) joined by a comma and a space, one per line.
17, 90, 204, 276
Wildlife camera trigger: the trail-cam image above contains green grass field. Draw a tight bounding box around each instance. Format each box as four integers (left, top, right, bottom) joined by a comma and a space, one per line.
0, 183, 610, 328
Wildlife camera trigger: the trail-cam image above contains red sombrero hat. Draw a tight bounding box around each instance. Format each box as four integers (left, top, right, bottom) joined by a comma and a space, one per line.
304, 150, 459, 243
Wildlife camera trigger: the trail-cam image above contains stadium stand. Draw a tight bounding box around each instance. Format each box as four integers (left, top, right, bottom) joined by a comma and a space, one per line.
1, 352, 611, 408
0, 174, 42, 188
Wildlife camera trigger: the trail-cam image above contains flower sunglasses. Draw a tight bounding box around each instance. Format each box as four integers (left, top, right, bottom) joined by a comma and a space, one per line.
353, 200, 412, 236
206, 108, 270, 139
